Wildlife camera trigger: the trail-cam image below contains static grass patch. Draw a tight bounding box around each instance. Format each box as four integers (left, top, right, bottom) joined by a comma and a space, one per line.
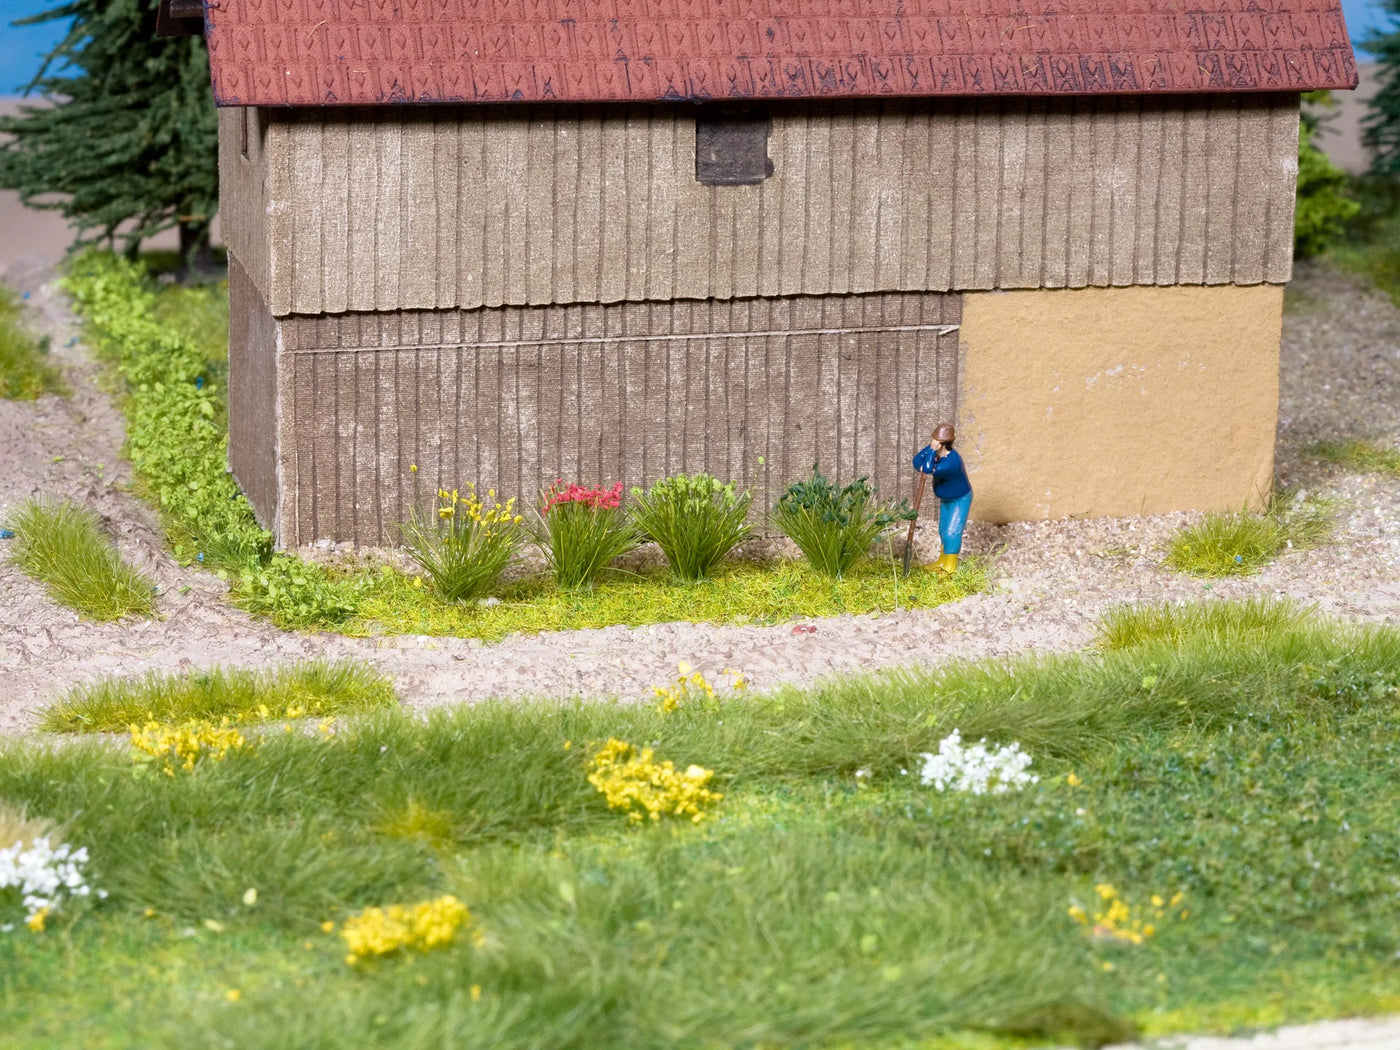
0, 286, 67, 401
3, 602, 1400, 1047
1164, 493, 1332, 577
4, 497, 156, 621
1306, 438, 1400, 479
347, 555, 987, 639
40, 660, 397, 733
1095, 596, 1313, 652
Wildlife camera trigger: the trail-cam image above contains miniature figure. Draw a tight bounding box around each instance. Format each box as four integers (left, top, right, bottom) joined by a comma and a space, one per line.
912, 423, 972, 574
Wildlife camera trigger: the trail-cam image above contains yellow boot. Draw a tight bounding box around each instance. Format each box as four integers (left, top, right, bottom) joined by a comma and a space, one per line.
937, 553, 959, 574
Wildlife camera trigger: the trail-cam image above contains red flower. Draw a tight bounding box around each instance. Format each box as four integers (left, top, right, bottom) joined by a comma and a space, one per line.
543, 480, 624, 514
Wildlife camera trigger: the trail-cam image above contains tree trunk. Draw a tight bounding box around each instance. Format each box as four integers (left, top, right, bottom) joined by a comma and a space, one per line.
178, 219, 215, 281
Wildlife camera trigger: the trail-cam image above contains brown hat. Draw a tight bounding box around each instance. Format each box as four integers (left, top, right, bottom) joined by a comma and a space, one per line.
934, 422, 956, 445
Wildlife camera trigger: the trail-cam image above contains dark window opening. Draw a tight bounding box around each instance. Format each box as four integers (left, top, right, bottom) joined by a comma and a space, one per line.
695, 107, 773, 186
240, 107, 250, 159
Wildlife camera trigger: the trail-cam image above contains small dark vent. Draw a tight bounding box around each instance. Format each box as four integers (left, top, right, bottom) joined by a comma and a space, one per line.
695, 108, 773, 186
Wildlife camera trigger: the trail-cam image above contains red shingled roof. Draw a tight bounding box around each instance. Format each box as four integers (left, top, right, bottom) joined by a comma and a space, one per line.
204, 0, 1358, 107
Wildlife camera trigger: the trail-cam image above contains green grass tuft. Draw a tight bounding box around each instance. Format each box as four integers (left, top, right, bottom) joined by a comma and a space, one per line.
0, 286, 67, 400
40, 659, 398, 733
350, 554, 987, 639
4, 497, 156, 621
1095, 596, 1314, 652
1306, 438, 1400, 479
1164, 492, 1333, 577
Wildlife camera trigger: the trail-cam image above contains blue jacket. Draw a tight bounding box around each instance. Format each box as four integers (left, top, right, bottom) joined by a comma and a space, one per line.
913, 446, 972, 501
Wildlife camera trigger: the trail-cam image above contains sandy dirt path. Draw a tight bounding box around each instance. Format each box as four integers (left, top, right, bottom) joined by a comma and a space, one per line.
2, 262, 1399, 736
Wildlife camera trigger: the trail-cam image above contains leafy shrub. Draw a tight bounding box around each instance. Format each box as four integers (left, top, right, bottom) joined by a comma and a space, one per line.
534, 480, 642, 590
1294, 116, 1360, 259
630, 473, 752, 582
4, 497, 155, 621
771, 465, 913, 578
400, 483, 523, 602
62, 252, 366, 628
0, 287, 67, 400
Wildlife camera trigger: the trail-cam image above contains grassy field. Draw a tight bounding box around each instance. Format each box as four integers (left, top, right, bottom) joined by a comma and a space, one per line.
3, 600, 1399, 1048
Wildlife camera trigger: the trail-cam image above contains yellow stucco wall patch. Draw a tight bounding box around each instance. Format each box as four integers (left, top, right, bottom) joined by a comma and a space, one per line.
958, 284, 1284, 521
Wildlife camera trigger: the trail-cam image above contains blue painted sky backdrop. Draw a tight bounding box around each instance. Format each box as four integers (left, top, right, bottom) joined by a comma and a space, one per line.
0, 0, 1396, 95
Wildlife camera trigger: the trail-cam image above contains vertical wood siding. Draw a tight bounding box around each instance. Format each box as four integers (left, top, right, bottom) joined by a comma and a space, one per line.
240, 95, 1299, 318
275, 293, 959, 547
227, 254, 280, 532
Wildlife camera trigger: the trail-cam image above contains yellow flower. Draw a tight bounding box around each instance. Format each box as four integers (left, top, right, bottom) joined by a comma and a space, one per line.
470, 984, 482, 1001
1066, 772, 1082, 787
321, 921, 336, 933
586, 738, 721, 823
410, 464, 418, 473
340, 896, 471, 964
226, 989, 242, 1002
26, 907, 48, 933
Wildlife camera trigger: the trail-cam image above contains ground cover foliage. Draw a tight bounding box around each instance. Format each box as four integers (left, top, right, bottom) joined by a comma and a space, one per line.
2, 601, 1399, 1047
0, 286, 67, 401
62, 252, 983, 634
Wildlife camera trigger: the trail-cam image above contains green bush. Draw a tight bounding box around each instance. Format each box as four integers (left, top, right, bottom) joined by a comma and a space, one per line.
533, 481, 642, 590
399, 484, 523, 603
62, 252, 368, 628
4, 497, 155, 621
1295, 119, 1360, 259
630, 474, 752, 582
771, 464, 913, 578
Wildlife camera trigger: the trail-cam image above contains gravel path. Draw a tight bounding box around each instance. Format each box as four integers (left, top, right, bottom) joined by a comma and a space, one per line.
1, 261, 1399, 1045
1102, 1017, 1400, 1050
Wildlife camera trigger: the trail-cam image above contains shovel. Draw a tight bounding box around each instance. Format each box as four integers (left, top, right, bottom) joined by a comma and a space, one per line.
901, 428, 938, 577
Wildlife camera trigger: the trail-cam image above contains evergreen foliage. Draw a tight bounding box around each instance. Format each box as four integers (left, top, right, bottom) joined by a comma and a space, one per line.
1364, 1, 1400, 176
0, 0, 218, 265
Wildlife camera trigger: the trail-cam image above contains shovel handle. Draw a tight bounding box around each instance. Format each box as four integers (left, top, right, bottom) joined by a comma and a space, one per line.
901, 428, 939, 576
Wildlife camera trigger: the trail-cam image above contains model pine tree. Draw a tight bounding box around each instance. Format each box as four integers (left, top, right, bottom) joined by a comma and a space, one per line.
1364, 0, 1400, 175
0, 0, 218, 267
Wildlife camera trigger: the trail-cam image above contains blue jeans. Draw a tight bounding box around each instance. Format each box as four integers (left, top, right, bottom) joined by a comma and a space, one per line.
938, 493, 972, 555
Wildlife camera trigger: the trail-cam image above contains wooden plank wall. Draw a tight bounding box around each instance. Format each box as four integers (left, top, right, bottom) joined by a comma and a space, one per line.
218, 108, 272, 307
244, 94, 1300, 318
275, 292, 959, 547
227, 253, 280, 532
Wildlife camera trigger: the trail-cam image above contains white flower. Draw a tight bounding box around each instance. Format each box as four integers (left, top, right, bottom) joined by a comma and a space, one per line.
0, 835, 102, 929
918, 729, 1039, 795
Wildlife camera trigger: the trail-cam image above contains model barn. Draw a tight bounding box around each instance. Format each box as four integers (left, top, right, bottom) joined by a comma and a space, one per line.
177, 0, 1356, 547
